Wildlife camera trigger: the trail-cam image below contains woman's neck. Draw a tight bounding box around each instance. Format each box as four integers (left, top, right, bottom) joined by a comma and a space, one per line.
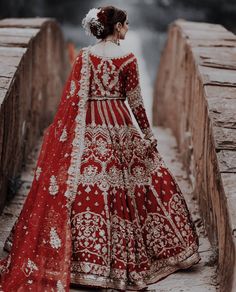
91, 41, 125, 57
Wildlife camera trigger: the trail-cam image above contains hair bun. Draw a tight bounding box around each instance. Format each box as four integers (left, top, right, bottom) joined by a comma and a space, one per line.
81, 8, 105, 37
82, 5, 127, 40
97, 9, 108, 26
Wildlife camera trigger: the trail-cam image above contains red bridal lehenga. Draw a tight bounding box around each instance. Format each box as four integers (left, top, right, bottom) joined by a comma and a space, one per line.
0, 46, 200, 291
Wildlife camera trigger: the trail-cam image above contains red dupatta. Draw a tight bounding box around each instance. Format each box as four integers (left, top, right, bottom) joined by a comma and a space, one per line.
0, 45, 92, 291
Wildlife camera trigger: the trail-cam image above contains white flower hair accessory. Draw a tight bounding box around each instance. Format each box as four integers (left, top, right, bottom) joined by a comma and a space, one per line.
82, 8, 105, 36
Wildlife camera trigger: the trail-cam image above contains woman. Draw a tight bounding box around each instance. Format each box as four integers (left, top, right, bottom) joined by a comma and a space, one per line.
0, 5, 200, 292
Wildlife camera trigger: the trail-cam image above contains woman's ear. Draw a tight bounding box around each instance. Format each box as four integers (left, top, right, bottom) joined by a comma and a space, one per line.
115, 22, 122, 30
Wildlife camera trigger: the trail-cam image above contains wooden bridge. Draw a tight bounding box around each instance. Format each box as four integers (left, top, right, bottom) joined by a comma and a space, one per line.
0, 17, 236, 291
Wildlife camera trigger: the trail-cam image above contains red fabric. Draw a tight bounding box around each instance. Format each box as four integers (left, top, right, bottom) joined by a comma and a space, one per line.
0, 47, 200, 291
0, 48, 86, 292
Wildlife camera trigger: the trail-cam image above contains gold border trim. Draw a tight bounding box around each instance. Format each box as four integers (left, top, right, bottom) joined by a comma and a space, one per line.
70, 250, 201, 291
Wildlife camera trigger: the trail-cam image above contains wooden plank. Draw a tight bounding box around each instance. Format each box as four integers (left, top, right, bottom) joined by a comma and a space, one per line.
0, 77, 12, 90
221, 173, 236, 198
176, 20, 228, 32
192, 46, 236, 69
0, 35, 32, 47
213, 127, 236, 150
0, 18, 51, 28
183, 29, 236, 41
207, 97, 236, 128
0, 64, 17, 78
0, 56, 21, 67
217, 150, 236, 172
199, 65, 236, 86
0, 46, 26, 57
187, 39, 236, 48
0, 28, 39, 37
0, 89, 7, 105
204, 85, 236, 99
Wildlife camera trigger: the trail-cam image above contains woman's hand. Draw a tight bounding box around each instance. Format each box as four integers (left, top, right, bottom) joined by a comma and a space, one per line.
143, 135, 158, 149
149, 136, 158, 148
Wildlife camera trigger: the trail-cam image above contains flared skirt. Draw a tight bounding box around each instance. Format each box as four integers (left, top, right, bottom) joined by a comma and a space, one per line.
69, 99, 200, 290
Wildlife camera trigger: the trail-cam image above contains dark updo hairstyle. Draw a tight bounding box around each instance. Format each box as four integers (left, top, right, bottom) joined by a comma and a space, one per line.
90, 6, 127, 39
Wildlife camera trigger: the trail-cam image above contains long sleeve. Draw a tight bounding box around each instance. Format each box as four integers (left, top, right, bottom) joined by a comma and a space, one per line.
124, 56, 154, 139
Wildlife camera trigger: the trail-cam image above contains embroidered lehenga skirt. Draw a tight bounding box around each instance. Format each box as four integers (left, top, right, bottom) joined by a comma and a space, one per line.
69, 95, 200, 291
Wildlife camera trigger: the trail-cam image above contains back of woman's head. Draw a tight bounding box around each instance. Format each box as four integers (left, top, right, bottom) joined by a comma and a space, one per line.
89, 6, 127, 39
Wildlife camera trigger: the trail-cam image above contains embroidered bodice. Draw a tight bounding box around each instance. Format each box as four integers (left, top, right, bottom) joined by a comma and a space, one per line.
88, 51, 133, 98
88, 51, 154, 139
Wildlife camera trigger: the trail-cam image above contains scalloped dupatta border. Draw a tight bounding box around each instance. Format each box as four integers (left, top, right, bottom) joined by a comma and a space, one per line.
65, 45, 92, 210
64, 45, 92, 290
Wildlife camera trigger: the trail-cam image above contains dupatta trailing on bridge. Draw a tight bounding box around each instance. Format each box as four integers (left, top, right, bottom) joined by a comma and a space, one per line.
0, 45, 92, 291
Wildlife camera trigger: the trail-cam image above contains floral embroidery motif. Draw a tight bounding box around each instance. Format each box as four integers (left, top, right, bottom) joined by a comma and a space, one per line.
56, 280, 65, 291
89, 55, 135, 97
70, 80, 76, 96
50, 227, 61, 249
0, 255, 11, 274
71, 211, 108, 263
22, 258, 38, 277
59, 127, 68, 142
65, 46, 91, 208
83, 165, 99, 180
35, 166, 42, 181
66, 80, 76, 99
99, 60, 118, 88
48, 175, 59, 196
76, 124, 154, 193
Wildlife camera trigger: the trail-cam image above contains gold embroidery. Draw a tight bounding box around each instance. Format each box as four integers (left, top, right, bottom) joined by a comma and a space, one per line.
89, 55, 135, 98
48, 175, 59, 196
49, 227, 61, 249
21, 258, 38, 277
59, 126, 67, 142
35, 166, 42, 181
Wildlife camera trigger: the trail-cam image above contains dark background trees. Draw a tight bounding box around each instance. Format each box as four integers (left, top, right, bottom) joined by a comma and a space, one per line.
0, 0, 235, 32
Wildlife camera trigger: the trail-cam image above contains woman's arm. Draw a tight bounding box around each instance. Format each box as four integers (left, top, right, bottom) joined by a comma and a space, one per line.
125, 56, 157, 145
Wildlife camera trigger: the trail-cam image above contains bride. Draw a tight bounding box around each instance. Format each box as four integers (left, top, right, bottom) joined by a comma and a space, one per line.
0, 5, 200, 291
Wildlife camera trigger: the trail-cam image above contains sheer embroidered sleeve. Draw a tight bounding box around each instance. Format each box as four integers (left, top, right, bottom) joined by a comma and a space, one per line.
125, 56, 154, 140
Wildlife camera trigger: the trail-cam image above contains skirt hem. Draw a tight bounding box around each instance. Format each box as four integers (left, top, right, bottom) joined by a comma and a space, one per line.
70, 251, 201, 291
